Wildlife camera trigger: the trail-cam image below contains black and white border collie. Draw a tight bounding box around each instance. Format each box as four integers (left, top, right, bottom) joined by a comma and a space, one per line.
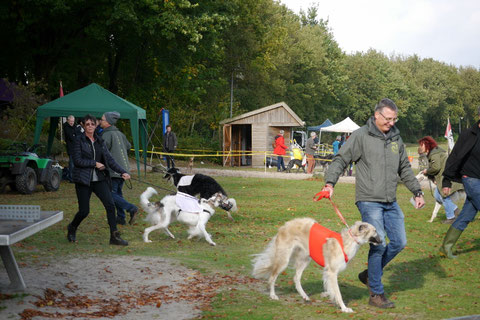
163, 167, 238, 220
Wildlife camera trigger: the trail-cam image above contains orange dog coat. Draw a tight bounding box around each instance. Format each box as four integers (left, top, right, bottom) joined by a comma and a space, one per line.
309, 223, 349, 267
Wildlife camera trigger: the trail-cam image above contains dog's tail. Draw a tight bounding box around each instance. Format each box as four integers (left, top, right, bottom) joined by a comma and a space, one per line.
251, 236, 277, 279
140, 187, 158, 211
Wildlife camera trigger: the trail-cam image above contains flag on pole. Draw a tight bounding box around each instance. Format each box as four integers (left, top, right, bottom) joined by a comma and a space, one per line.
59, 81, 64, 97
445, 117, 455, 151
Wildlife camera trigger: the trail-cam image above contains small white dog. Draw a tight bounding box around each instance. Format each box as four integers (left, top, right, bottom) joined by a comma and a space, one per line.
252, 217, 381, 313
416, 172, 466, 222
140, 187, 226, 246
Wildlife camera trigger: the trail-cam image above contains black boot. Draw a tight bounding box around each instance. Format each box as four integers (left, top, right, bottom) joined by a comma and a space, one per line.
67, 223, 77, 242
110, 231, 128, 246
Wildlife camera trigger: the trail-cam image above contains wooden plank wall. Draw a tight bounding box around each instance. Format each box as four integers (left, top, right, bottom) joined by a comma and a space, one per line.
252, 123, 267, 167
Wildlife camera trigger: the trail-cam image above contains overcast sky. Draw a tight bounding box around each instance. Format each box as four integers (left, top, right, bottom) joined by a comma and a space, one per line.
280, 0, 480, 68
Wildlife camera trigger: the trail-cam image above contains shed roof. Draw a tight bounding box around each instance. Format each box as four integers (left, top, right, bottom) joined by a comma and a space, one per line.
220, 102, 304, 126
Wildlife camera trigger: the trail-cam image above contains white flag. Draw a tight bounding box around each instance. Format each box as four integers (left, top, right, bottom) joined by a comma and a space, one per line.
444, 117, 455, 151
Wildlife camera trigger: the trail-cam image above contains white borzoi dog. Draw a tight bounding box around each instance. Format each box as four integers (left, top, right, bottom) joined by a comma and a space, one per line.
163, 167, 237, 220
416, 172, 466, 222
252, 217, 381, 313
140, 187, 227, 246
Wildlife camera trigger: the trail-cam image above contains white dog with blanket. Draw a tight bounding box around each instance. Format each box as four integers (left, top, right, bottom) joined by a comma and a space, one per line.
141, 187, 227, 246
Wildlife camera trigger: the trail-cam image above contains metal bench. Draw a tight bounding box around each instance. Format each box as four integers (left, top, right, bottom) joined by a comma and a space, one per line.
0, 205, 63, 291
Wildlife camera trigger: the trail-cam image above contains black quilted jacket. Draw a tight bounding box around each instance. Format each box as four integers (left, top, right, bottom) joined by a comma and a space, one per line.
72, 133, 127, 186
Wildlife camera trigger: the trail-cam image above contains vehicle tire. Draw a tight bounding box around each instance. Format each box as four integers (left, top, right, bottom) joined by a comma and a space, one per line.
15, 166, 37, 194
44, 167, 60, 192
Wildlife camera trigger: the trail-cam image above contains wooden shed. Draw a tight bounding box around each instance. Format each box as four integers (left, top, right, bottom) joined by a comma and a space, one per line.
220, 102, 305, 167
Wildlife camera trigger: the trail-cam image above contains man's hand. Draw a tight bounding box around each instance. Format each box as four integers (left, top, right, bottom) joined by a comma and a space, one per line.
322, 184, 334, 198
414, 195, 425, 209
121, 173, 131, 180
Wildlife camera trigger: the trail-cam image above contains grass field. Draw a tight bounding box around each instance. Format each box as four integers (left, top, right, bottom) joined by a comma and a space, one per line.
1, 172, 479, 319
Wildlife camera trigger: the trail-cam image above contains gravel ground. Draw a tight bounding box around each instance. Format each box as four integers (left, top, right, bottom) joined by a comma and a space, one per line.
0, 256, 205, 319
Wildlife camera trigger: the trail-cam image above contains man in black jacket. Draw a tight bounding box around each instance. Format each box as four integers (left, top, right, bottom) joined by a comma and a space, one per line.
440, 107, 480, 258
163, 124, 177, 169
63, 115, 77, 182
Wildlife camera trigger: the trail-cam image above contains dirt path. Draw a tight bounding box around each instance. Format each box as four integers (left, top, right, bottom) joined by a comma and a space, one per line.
0, 255, 252, 320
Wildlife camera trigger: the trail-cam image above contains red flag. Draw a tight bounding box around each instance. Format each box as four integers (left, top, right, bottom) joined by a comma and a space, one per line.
444, 117, 455, 151
59, 81, 64, 97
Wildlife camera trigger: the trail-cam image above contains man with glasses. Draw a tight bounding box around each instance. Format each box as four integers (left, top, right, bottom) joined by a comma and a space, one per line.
321, 98, 425, 309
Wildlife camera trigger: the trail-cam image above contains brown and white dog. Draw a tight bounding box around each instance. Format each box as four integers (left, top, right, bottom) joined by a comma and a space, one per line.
252, 217, 380, 313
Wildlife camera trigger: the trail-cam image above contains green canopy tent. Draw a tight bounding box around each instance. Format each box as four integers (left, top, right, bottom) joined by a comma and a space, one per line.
33, 83, 148, 176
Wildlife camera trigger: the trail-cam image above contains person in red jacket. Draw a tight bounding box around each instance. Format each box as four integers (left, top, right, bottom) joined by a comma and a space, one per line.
274, 130, 288, 172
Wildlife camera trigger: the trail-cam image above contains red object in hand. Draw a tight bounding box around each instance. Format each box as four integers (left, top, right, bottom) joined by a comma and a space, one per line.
313, 191, 330, 201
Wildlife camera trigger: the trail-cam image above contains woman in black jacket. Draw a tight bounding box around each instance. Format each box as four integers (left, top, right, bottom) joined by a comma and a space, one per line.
440, 110, 480, 258
67, 114, 131, 246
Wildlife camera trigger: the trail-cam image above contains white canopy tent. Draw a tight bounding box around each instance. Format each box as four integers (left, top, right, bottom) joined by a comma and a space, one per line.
318, 117, 360, 145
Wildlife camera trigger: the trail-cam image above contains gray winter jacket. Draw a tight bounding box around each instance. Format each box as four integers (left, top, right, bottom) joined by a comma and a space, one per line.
324, 117, 421, 203
102, 126, 131, 178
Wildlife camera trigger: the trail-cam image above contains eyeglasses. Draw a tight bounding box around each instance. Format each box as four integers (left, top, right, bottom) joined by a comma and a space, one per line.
378, 112, 398, 123
85, 122, 96, 127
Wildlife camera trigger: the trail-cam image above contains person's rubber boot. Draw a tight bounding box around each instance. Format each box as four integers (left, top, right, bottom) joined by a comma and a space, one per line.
439, 226, 463, 259
110, 231, 128, 246
67, 223, 77, 242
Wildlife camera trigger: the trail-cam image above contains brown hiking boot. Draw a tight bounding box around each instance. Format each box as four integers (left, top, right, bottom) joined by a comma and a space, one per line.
369, 293, 395, 309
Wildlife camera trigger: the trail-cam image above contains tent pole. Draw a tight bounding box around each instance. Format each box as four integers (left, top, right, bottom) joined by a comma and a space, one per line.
47, 117, 59, 156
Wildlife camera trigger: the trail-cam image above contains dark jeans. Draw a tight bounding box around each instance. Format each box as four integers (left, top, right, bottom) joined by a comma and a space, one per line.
277, 155, 286, 171
452, 176, 480, 231
70, 180, 117, 233
166, 151, 175, 169
111, 178, 137, 220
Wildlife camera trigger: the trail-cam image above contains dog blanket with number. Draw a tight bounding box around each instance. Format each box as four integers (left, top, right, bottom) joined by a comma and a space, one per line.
175, 192, 202, 213
309, 223, 349, 267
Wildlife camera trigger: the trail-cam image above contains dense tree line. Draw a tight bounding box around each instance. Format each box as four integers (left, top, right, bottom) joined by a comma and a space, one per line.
1, 0, 479, 147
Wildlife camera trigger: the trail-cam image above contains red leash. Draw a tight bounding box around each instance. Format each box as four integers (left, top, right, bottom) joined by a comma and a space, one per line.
313, 191, 359, 244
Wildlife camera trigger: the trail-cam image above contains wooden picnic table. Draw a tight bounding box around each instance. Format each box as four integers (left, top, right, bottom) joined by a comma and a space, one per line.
0, 210, 63, 291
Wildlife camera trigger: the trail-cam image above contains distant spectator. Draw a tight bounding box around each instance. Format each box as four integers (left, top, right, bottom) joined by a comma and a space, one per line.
332, 136, 341, 155
63, 115, 77, 182
163, 124, 177, 169
305, 132, 317, 174
340, 134, 346, 148
273, 130, 287, 172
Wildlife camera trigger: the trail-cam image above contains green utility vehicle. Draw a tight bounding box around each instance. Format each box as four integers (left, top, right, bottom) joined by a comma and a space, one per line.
0, 143, 61, 194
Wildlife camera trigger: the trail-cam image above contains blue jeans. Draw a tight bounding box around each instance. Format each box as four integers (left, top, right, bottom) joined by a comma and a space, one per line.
356, 201, 407, 295
277, 156, 286, 171
452, 176, 480, 231
111, 178, 137, 221
433, 188, 458, 219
